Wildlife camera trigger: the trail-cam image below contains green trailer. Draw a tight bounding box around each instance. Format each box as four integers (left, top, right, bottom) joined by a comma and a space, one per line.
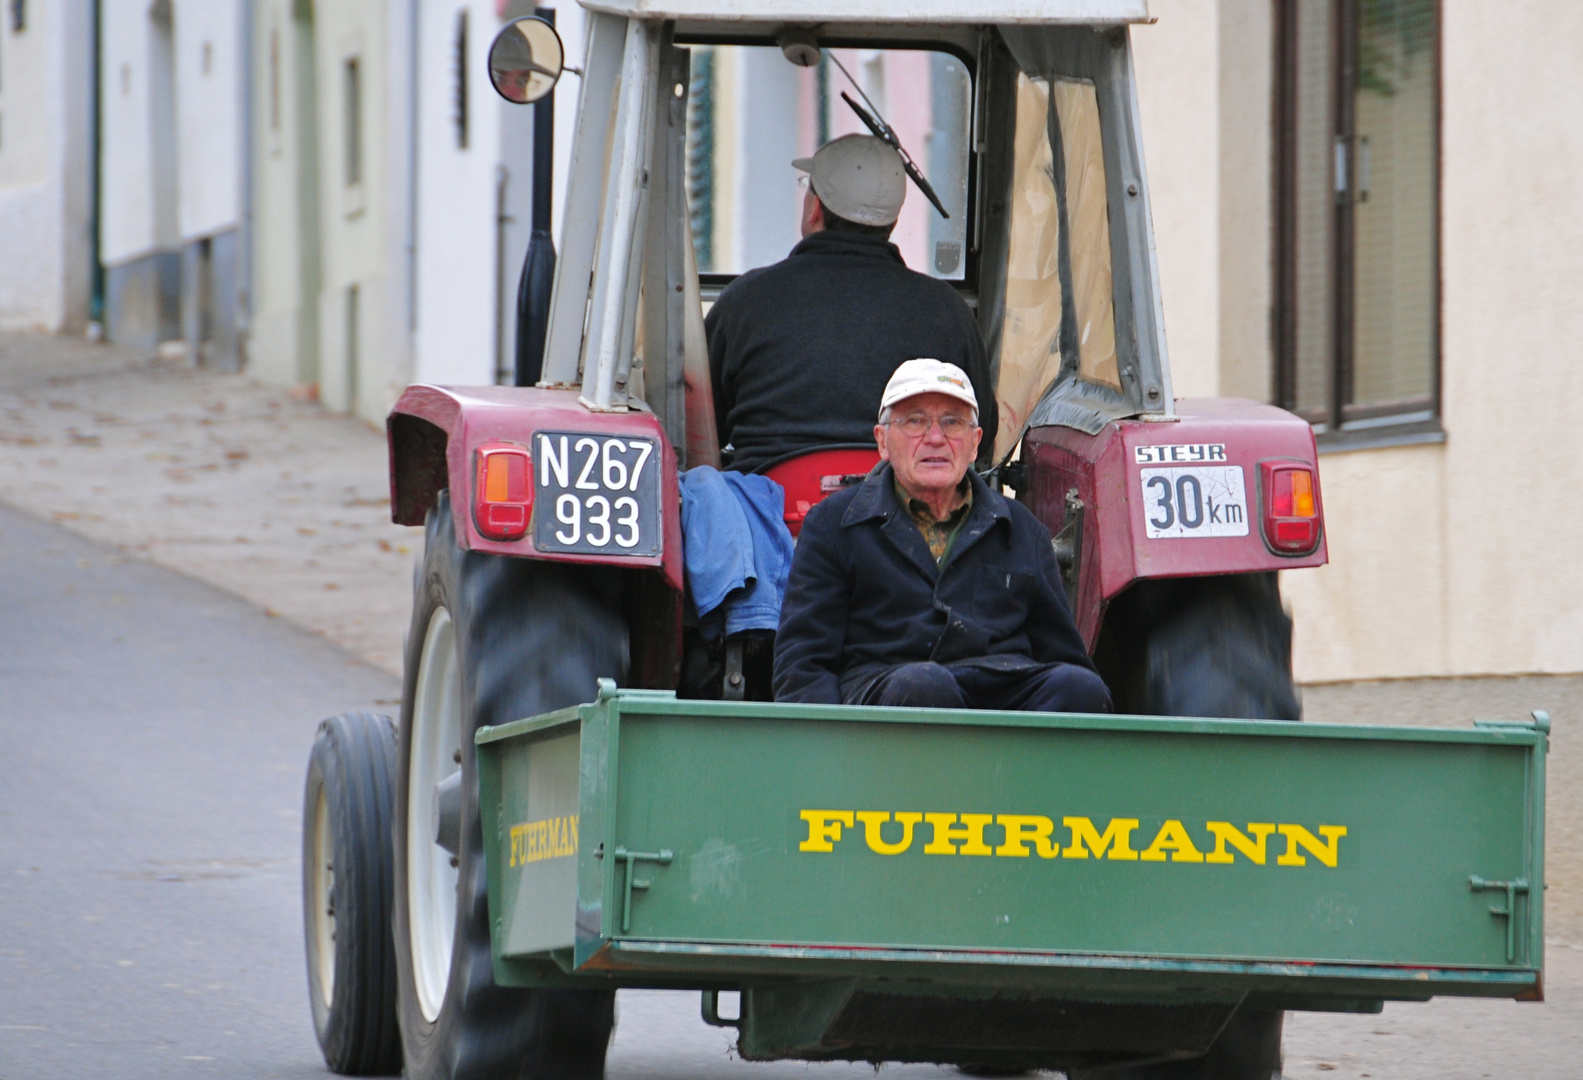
471, 682, 1546, 1071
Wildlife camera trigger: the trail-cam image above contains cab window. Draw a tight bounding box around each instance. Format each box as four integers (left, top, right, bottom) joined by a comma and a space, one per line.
682, 43, 973, 283
994, 72, 1120, 460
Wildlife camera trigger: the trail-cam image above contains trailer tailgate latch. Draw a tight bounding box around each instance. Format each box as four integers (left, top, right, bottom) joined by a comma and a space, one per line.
611, 846, 673, 933
1470, 875, 1529, 963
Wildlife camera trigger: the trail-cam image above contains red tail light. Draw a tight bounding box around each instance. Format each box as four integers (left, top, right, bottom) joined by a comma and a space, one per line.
1260, 462, 1321, 555
473, 442, 533, 541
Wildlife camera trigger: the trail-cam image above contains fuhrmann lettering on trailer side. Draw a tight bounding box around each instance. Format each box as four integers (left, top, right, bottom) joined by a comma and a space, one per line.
509, 814, 579, 867
797, 810, 1347, 868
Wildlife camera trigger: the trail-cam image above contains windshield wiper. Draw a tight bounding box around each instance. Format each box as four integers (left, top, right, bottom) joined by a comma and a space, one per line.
825, 53, 950, 220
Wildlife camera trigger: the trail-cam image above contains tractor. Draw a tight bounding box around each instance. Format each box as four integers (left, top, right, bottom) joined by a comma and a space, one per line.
298, 3, 1546, 1078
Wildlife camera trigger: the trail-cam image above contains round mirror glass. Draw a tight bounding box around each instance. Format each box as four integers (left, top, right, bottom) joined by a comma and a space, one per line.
488, 16, 564, 105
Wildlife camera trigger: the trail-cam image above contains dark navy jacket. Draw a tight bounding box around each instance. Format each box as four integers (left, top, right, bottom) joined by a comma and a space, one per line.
773, 463, 1096, 704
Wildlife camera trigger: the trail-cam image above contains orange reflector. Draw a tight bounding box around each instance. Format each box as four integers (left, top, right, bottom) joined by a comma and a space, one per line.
1259, 461, 1321, 556
473, 443, 532, 541
1291, 470, 1315, 518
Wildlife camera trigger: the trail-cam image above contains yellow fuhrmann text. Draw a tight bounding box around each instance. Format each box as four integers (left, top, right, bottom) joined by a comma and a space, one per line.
510, 814, 579, 867
798, 811, 1346, 868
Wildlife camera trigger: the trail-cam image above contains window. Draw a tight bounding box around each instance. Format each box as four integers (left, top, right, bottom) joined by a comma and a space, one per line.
343, 55, 361, 186
682, 43, 972, 282
1275, 0, 1440, 439
1000, 74, 1118, 423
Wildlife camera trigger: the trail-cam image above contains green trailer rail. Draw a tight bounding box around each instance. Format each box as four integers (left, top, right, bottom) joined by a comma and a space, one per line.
474, 682, 1546, 1069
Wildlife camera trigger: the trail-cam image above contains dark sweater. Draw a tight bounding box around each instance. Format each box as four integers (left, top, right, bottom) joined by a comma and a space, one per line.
705, 231, 996, 474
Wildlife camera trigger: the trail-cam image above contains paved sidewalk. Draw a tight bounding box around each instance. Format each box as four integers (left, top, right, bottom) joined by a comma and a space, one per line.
0, 332, 420, 676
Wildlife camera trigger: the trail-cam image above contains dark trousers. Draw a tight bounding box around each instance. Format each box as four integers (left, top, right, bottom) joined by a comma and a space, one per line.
852, 661, 1113, 714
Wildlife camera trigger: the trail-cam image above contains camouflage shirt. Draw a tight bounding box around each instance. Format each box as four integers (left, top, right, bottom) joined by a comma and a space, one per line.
895, 478, 974, 566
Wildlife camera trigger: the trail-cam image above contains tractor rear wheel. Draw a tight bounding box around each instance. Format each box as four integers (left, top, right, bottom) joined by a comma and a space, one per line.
302, 712, 403, 1076
1086, 573, 1296, 1080
393, 493, 625, 1080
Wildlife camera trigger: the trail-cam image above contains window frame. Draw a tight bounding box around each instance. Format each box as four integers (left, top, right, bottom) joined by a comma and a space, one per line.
1273, 0, 1444, 450
674, 33, 983, 300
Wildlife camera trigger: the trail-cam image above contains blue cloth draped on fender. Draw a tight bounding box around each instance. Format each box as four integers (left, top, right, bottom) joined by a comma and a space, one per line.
679, 466, 795, 639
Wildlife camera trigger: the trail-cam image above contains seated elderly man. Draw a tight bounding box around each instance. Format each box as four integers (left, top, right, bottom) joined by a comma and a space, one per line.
773, 359, 1112, 713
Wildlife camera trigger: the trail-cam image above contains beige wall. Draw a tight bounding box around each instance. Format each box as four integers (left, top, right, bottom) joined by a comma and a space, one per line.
1283, 0, 1583, 682
1133, 0, 1583, 682
250, 0, 313, 391
1132, 0, 1272, 403
251, 0, 408, 422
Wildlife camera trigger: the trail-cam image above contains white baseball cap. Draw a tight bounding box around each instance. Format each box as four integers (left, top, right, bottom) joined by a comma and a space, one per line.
792, 135, 907, 227
879, 359, 979, 420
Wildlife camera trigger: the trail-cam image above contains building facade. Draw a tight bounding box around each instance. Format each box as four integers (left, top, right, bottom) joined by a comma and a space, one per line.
249, 0, 415, 414
249, 0, 569, 420
0, 0, 94, 333
98, 0, 247, 364
1131, 0, 1583, 681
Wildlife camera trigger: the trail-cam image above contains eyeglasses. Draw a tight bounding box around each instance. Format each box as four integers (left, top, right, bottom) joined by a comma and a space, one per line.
886, 414, 976, 438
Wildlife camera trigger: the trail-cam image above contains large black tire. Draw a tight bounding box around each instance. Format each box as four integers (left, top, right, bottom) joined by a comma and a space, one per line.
1098, 573, 1299, 723
1083, 573, 1295, 1080
393, 493, 625, 1080
302, 712, 404, 1076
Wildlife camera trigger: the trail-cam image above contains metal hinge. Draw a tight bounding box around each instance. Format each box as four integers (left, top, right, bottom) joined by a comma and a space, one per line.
1052, 488, 1085, 603
1470, 875, 1530, 963
603, 845, 673, 933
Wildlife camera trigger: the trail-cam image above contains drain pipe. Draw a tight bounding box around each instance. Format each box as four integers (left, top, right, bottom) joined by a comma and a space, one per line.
513, 5, 557, 387
88, 0, 104, 334
493, 163, 512, 383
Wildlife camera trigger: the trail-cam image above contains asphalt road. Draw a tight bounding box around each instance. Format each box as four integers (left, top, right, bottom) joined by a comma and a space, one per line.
1, 501, 1578, 1079
0, 505, 966, 1080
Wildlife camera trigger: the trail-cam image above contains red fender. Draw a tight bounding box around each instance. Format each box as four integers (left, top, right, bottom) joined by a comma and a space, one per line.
387, 384, 684, 594
1023, 398, 1326, 648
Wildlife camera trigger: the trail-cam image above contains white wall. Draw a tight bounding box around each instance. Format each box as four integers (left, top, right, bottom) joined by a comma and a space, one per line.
412, 0, 539, 388
99, 1, 156, 265
101, 0, 242, 266
548, 0, 585, 248
172, 0, 242, 242
0, 0, 93, 331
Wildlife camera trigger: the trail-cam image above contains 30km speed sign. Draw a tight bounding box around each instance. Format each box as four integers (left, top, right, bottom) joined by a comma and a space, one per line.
534, 431, 662, 556
1139, 465, 1249, 539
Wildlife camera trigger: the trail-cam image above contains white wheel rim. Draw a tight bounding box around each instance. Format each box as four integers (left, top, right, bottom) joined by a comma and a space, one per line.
409, 606, 462, 1023
311, 787, 335, 1008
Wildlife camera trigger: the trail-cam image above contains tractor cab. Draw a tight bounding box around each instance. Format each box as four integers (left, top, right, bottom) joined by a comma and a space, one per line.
488, 1, 1169, 476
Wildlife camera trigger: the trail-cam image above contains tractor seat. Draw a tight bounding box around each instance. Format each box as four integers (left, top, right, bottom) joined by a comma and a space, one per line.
757, 444, 882, 538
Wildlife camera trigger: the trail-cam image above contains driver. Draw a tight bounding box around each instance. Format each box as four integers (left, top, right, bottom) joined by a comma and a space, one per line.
705, 135, 996, 474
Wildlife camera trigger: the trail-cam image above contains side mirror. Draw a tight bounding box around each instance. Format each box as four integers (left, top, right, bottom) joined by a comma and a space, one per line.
488, 16, 564, 105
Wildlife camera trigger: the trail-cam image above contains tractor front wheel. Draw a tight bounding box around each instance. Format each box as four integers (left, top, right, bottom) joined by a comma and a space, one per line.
301, 712, 403, 1076
392, 493, 626, 1080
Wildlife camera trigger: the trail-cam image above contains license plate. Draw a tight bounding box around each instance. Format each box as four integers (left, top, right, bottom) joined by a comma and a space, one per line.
534, 431, 661, 556
1139, 466, 1249, 539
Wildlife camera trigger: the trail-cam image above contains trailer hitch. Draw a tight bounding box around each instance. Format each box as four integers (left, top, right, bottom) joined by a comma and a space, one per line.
701, 989, 741, 1028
